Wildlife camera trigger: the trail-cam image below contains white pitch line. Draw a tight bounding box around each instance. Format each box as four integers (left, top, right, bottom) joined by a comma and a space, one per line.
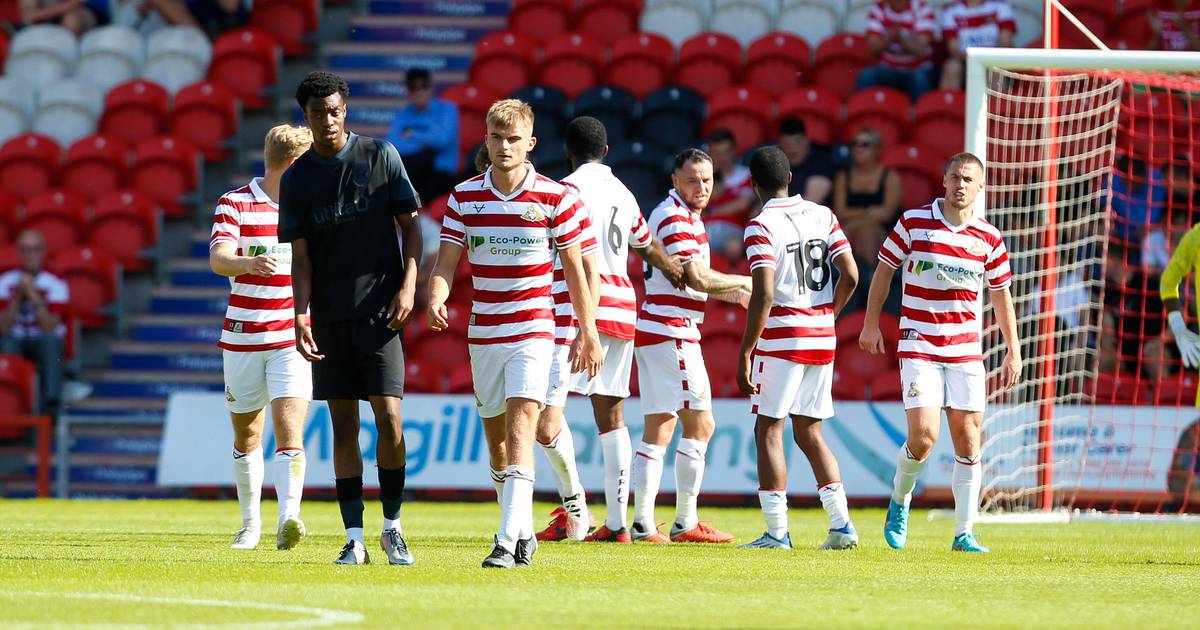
3, 591, 364, 628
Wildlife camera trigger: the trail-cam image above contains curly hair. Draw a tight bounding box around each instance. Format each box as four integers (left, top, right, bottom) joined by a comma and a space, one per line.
295, 71, 349, 109
748, 146, 790, 193
565, 116, 607, 163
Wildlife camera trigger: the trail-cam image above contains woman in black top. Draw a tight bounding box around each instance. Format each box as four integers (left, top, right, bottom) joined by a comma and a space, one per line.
832, 128, 901, 264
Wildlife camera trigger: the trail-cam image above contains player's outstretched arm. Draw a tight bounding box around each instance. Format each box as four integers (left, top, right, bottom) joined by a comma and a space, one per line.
681, 260, 751, 296
737, 267, 774, 395
560, 243, 602, 378
291, 238, 324, 362
427, 241, 461, 332
989, 286, 1022, 390
830, 251, 859, 316
634, 240, 684, 286
388, 212, 423, 330
209, 242, 278, 278
858, 261, 895, 354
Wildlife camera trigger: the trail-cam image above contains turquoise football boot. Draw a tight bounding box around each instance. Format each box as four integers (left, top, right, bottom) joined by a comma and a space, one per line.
951, 532, 990, 553
883, 499, 909, 549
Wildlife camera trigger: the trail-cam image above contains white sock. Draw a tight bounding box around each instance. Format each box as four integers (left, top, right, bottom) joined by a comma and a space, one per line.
346, 527, 364, 545
383, 512, 402, 534
674, 438, 708, 532
232, 445, 263, 530
540, 424, 585, 502
272, 448, 305, 524
497, 465, 534, 552
953, 455, 982, 536
600, 427, 632, 531
631, 441, 666, 530
758, 489, 788, 539
490, 468, 506, 505
817, 481, 851, 530
892, 443, 926, 508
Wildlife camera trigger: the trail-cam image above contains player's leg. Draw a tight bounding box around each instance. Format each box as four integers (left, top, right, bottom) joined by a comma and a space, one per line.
223, 349, 269, 549
886, 358, 945, 549
946, 360, 989, 553
738, 414, 791, 549
534, 344, 590, 541
585, 394, 633, 542
668, 342, 731, 543
789, 361, 856, 550
265, 347, 311, 550
483, 414, 508, 503
328, 398, 368, 564
630, 342, 677, 542
471, 344, 509, 504
370, 394, 414, 565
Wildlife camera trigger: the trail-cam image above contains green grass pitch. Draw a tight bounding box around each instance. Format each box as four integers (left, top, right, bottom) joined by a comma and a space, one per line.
1, 499, 1197, 629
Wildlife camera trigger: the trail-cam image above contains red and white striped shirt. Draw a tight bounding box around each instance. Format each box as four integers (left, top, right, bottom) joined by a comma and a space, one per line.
560, 163, 651, 341
1154, 1, 1200, 51
209, 178, 295, 352
743, 196, 851, 365
441, 164, 588, 345
636, 190, 709, 347
878, 199, 1012, 363
550, 210, 598, 346
867, 0, 937, 69
0, 269, 68, 339
941, 0, 1015, 52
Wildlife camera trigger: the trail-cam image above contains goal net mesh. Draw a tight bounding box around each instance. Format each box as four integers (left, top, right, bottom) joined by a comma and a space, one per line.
980, 67, 1200, 515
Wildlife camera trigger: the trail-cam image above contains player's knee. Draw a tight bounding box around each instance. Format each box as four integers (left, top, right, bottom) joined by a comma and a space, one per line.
754, 418, 784, 446
793, 425, 825, 453
907, 435, 935, 460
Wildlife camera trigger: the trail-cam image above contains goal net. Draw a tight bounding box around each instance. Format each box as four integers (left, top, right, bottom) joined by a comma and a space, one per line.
966, 47, 1200, 518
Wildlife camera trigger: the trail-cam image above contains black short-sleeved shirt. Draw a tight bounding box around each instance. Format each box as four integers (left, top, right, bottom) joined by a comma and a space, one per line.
788, 146, 834, 204
279, 133, 421, 323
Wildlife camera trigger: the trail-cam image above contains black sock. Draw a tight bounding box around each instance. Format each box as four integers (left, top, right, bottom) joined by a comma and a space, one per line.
378, 466, 406, 521
335, 476, 364, 530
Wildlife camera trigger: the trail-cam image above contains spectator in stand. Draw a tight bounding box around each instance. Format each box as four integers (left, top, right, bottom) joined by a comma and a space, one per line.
857, 0, 939, 100
939, 0, 1015, 89
20, 0, 107, 33
777, 118, 833, 205
703, 128, 756, 258
0, 230, 68, 413
112, 0, 202, 35
832, 128, 901, 266
1111, 155, 1168, 256
387, 68, 460, 201
1105, 239, 1167, 380
187, 0, 248, 37
1149, 0, 1200, 51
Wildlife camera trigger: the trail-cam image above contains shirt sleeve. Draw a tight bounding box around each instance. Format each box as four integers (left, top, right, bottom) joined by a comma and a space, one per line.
996, 1, 1016, 31
866, 4, 885, 36
549, 190, 587, 250
985, 238, 1013, 290
915, 1, 938, 36
630, 210, 652, 249
277, 168, 305, 243
941, 7, 959, 38
209, 195, 240, 250
380, 139, 421, 215
878, 213, 912, 268
578, 210, 599, 256
1161, 225, 1200, 301
828, 217, 851, 259
44, 274, 69, 315
657, 209, 701, 262
440, 192, 466, 248
743, 219, 776, 271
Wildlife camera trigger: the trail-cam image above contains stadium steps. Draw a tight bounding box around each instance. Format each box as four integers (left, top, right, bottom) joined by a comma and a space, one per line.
67, 396, 167, 418
87, 370, 224, 398
341, 69, 468, 99
150, 286, 230, 316
350, 15, 502, 44
366, 0, 511, 18
325, 42, 474, 72
166, 258, 230, 289
128, 314, 222, 345
109, 341, 220, 373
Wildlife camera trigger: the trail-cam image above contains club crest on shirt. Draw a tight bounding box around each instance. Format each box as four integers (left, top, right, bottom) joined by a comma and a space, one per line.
967, 240, 987, 257
521, 204, 545, 222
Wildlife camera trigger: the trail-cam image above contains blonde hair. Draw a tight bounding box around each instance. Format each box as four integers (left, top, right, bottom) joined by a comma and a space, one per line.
485, 98, 534, 131
263, 124, 313, 169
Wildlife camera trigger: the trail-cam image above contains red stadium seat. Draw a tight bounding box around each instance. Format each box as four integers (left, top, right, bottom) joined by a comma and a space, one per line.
913, 89, 966, 157
603, 32, 674, 100
535, 32, 607, 99
87, 190, 159, 272
508, 0, 572, 42
1155, 372, 1200, 406
63, 134, 130, 201
99, 80, 169, 147
168, 81, 239, 161
708, 361, 742, 399
447, 363, 474, 394
745, 32, 811, 98
575, 0, 641, 43
130, 135, 198, 218
50, 245, 120, 328
702, 335, 742, 383
1060, 0, 1115, 38
842, 87, 911, 147
836, 309, 899, 353
20, 189, 88, 252
408, 333, 470, 373
672, 32, 743, 96
701, 303, 744, 341
404, 358, 444, 393
813, 33, 873, 99
208, 27, 281, 110
0, 133, 61, 200
442, 83, 503, 164
883, 143, 943, 210
470, 31, 538, 97
868, 369, 903, 401
778, 86, 842, 145
424, 192, 451, 223
249, 0, 318, 56
0, 244, 17, 272
1090, 372, 1153, 405
0, 190, 19, 243
832, 366, 867, 401
835, 343, 894, 380
703, 85, 774, 154
0, 354, 37, 414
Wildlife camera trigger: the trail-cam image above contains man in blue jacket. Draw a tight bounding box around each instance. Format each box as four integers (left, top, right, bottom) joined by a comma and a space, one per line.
387, 68, 459, 199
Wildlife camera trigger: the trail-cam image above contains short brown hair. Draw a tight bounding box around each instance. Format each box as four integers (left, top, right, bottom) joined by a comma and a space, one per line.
485, 98, 535, 130
264, 124, 313, 169
944, 152, 985, 177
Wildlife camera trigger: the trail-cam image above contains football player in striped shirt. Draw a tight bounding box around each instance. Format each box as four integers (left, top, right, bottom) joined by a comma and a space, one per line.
631, 149, 752, 544
736, 147, 860, 551
428, 99, 602, 568
209, 124, 314, 552
859, 152, 1022, 553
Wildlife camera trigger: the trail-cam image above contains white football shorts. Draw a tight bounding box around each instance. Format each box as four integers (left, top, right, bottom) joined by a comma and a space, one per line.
222, 347, 312, 414
635, 339, 712, 415
570, 334, 634, 398
469, 338, 554, 419
899, 357, 986, 412
751, 355, 835, 420
546, 342, 572, 408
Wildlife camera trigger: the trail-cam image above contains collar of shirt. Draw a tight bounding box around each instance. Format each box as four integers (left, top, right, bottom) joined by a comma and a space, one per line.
574, 162, 612, 177
308, 133, 359, 165
668, 188, 700, 216
760, 195, 807, 212
248, 177, 278, 209
932, 198, 982, 232
483, 161, 538, 200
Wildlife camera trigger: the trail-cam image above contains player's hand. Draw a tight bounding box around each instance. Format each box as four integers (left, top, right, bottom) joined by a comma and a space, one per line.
428, 301, 449, 332
387, 286, 415, 330
734, 288, 751, 309
1168, 311, 1200, 368
736, 351, 755, 396
1001, 350, 1022, 390
246, 254, 279, 277
660, 256, 685, 286
570, 331, 603, 378
294, 315, 324, 362
859, 326, 884, 355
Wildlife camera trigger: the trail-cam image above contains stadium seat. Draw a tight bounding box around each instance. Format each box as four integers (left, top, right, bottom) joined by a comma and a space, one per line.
703, 85, 775, 153
672, 32, 743, 96
32, 79, 104, 149
778, 1, 841, 50
842, 0, 875, 34
404, 358, 444, 393
701, 303, 744, 340
0, 133, 61, 200
249, 0, 319, 56
836, 309, 899, 352
883, 143, 942, 215
208, 28, 281, 110
813, 33, 873, 99
608, 140, 671, 211
778, 86, 842, 145
4, 24, 77, 89
868, 369, 903, 401
842, 87, 911, 148
711, 0, 774, 46
535, 32, 607, 100
0, 243, 18, 272
835, 342, 894, 380
0, 190, 17, 244
913, 89, 966, 158
409, 333, 470, 373
639, 85, 706, 153
100, 80, 170, 147
447, 363, 474, 394
832, 366, 867, 401
511, 84, 570, 148
168, 81, 239, 161
441, 84, 502, 164
130, 135, 199, 218
575, 85, 638, 141
470, 31, 539, 97
21, 189, 89, 252
0, 30, 8, 70
575, 0, 641, 43
1154, 372, 1199, 406
50, 245, 121, 328
745, 32, 811, 98
701, 335, 741, 375
640, 0, 707, 47
63, 134, 130, 201
1090, 371, 1152, 405
143, 26, 212, 95
0, 354, 37, 414
0, 76, 36, 144
603, 32, 675, 100
508, 0, 573, 42
87, 190, 159, 273
77, 25, 145, 96
1059, 0, 1115, 39
529, 138, 570, 181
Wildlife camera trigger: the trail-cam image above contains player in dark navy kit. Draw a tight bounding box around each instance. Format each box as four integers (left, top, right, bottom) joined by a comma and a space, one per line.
279, 71, 422, 566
